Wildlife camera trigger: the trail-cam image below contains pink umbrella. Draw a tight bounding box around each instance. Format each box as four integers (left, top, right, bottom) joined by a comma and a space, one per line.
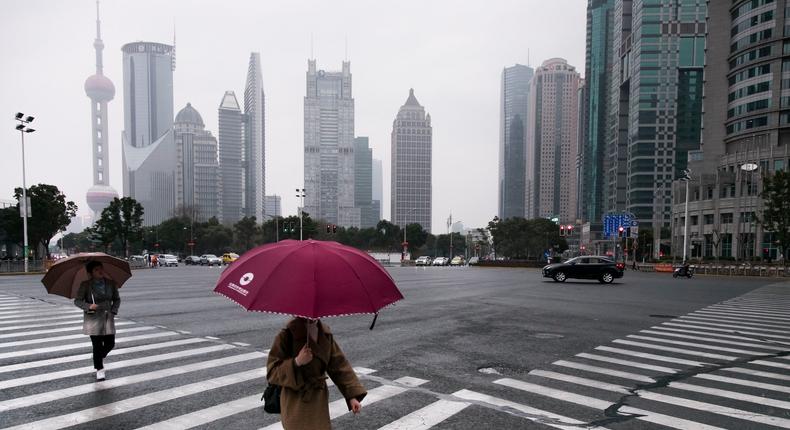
214, 240, 403, 327
41, 252, 132, 299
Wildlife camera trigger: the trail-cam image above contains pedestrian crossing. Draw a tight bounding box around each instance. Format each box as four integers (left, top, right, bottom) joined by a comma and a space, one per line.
0, 284, 789, 429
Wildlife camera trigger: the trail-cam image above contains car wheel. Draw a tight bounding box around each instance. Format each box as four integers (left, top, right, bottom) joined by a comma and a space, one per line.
600, 272, 615, 284
553, 271, 567, 282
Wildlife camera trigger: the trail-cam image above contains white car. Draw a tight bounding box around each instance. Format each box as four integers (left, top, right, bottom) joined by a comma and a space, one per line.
200, 254, 222, 266
415, 256, 433, 266
433, 257, 449, 266
159, 254, 179, 267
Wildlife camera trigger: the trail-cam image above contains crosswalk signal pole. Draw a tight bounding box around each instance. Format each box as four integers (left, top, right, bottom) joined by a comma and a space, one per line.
296, 188, 306, 241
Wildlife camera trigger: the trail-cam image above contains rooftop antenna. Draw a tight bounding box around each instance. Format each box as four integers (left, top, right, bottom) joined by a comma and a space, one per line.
171, 18, 177, 71
527, 48, 531, 67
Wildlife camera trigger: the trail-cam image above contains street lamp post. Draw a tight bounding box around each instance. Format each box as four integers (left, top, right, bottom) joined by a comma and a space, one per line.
14, 113, 35, 273
740, 162, 759, 261
296, 189, 306, 241
402, 208, 417, 261
681, 169, 692, 262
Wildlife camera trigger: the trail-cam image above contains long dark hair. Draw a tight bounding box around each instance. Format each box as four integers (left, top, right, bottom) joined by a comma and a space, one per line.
86, 261, 103, 274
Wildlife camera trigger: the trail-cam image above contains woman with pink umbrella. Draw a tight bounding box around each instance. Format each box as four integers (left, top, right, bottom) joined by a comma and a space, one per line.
214, 239, 403, 429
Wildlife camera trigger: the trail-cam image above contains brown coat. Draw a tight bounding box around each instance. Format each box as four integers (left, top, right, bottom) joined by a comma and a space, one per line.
266, 319, 367, 430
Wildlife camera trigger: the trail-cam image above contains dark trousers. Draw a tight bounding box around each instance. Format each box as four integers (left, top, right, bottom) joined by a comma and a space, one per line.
90, 335, 115, 370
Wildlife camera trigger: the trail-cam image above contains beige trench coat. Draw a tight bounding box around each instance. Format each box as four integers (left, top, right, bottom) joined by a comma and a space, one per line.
73, 279, 120, 336
266, 319, 367, 430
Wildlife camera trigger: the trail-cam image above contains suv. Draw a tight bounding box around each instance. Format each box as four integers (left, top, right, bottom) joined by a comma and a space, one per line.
200, 254, 222, 266
415, 256, 433, 266
542, 256, 624, 284
159, 254, 179, 267
184, 255, 201, 265
222, 253, 240, 265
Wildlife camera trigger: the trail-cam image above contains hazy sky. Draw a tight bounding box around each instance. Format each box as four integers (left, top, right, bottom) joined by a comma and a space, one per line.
0, 0, 586, 233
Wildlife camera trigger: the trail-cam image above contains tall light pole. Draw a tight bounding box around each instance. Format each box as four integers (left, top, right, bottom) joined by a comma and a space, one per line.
296, 188, 306, 241
740, 162, 759, 261
681, 169, 692, 262
401, 208, 417, 261
14, 113, 35, 273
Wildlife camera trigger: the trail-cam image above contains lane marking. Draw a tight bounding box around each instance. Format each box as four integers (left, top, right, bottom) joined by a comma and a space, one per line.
638, 330, 787, 351
0, 326, 156, 349
0, 338, 207, 374
750, 359, 790, 371
722, 367, 790, 382
494, 378, 726, 430
551, 360, 655, 383
0, 308, 81, 320
2, 368, 266, 430
575, 353, 679, 373
694, 309, 790, 323
676, 316, 790, 333
377, 399, 470, 429
611, 340, 736, 361
0, 318, 85, 333
0, 314, 82, 326
0, 331, 178, 361
669, 382, 790, 410
708, 305, 790, 317
626, 335, 769, 355
639, 391, 790, 428
529, 370, 630, 394
662, 322, 790, 340
594, 346, 709, 367
686, 313, 790, 329
0, 321, 134, 339
0, 344, 235, 390
694, 373, 790, 394
0, 351, 265, 412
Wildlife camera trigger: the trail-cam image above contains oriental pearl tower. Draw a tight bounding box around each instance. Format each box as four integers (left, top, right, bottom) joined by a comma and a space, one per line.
84, 1, 118, 218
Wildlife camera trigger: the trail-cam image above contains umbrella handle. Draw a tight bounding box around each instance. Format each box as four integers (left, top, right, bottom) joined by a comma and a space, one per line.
369, 313, 379, 331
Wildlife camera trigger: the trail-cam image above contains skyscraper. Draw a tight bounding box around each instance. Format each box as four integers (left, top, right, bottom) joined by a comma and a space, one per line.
526, 58, 581, 223
607, 0, 707, 223
372, 158, 383, 222
264, 195, 282, 219
121, 41, 176, 225
391, 89, 432, 232
218, 91, 244, 225
304, 60, 359, 227
354, 137, 378, 228
498, 64, 533, 220
174, 103, 219, 222
243, 53, 265, 221
84, 1, 118, 219
581, 0, 614, 223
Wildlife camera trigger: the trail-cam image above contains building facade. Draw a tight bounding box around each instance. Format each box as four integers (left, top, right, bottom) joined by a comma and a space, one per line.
243, 53, 266, 222
84, 2, 118, 219
526, 58, 581, 223
174, 103, 219, 222
670, 0, 790, 261
372, 158, 383, 222
354, 137, 379, 228
391, 89, 432, 232
120, 41, 177, 226
303, 60, 359, 227
606, 0, 707, 227
498, 64, 534, 220
264, 195, 282, 219
218, 91, 244, 225
581, 0, 615, 224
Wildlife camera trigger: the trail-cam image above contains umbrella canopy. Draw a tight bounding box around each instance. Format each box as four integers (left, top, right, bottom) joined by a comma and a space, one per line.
214, 240, 403, 320
42, 253, 132, 299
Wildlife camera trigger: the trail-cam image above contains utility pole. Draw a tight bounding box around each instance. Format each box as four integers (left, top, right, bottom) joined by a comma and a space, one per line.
296, 188, 306, 241
682, 169, 692, 262
14, 113, 35, 273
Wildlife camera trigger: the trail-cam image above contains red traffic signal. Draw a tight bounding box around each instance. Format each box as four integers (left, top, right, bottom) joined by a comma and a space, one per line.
559, 225, 566, 236
332, 224, 337, 234
326, 224, 331, 234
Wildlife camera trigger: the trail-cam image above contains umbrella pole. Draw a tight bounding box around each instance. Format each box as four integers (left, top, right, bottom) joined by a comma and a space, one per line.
369, 313, 379, 330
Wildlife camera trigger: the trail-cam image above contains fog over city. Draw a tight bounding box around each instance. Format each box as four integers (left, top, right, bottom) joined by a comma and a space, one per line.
0, 0, 585, 232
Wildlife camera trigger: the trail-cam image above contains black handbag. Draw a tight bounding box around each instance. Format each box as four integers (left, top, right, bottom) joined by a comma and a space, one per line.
262, 329, 292, 414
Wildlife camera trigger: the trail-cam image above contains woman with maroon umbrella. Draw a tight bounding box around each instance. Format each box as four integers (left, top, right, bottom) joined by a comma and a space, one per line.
214, 239, 404, 429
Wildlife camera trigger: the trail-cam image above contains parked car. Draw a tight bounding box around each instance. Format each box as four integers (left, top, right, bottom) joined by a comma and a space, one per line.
158, 254, 179, 267
222, 253, 240, 265
184, 255, 201, 265
542, 256, 624, 284
467, 256, 480, 266
432, 257, 449, 266
415, 256, 433, 266
450, 256, 465, 266
200, 254, 222, 266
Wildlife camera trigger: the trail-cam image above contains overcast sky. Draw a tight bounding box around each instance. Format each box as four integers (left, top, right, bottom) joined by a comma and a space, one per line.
0, 0, 586, 233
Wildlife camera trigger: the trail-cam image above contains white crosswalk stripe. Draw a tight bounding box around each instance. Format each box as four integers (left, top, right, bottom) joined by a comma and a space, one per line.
0, 325, 154, 348
378, 399, 470, 429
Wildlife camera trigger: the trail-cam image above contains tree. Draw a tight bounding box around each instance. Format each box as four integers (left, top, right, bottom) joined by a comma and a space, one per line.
488, 216, 566, 260
9, 184, 78, 258
404, 223, 428, 253
760, 170, 790, 266
93, 197, 144, 257
234, 216, 260, 252
62, 230, 94, 254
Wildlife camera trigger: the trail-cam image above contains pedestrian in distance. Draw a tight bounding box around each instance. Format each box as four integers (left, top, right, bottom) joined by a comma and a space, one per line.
74, 261, 120, 381
151, 254, 158, 268
267, 317, 367, 430
146, 254, 151, 268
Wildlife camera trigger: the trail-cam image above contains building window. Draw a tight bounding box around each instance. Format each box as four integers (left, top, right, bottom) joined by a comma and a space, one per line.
722, 234, 733, 257
704, 234, 714, 257
775, 159, 786, 171
728, 82, 771, 103
730, 46, 772, 68
721, 213, 734, 224
691, 215, 699, 226
728, 99, 771, 118
726, 116, 769, 134
741, 211, 756, 223
731, 29, 773, 53
732, 0, 776, 20
704, 214, 715, 225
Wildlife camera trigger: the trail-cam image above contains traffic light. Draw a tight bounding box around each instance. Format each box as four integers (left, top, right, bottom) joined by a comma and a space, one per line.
763, 248, 770, 260
618, 226, 625, 237
560, 225, 566, 237
626, 227, 631, 237
332, 224, 337, 234
327, 224, 331, 234
567, 225, 574, 236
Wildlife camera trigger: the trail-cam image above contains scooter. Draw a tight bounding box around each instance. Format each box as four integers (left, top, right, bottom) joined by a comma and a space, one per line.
673, 266, 694, 278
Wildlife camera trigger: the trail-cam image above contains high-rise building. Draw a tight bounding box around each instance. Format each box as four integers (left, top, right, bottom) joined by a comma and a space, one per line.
669, 0, 790, 261
498, 64, 533, 220
174, 103, 219, 222
243, 53, 265, 222
84, 2, 118, 219
372, 158, 383, 222
607, 0, 706, 224
264, 195, 282, 219
581, 0, 615, 223
391, 89, 432, 232
526, 58, 581, 223
304, 60, 359, 227
354, 137, 378, 228
218, 91, 244, 225
121, 41, 176, 225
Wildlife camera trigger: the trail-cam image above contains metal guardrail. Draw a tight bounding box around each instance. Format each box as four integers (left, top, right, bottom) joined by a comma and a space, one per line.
0, 260, 46, 273
635, 263, 789, 277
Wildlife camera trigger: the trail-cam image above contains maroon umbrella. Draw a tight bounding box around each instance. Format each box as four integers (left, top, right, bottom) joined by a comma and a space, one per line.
41, 252, 132, 299
214, 240, 403, 326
